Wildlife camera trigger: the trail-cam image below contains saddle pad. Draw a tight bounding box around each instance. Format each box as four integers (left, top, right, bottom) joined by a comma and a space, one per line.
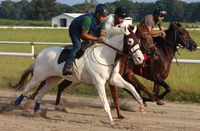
57, 48, 72, 64
58, 42, 93, 64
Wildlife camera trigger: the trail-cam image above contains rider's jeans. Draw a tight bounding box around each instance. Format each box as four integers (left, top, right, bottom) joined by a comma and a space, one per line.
64, 26, 82, 67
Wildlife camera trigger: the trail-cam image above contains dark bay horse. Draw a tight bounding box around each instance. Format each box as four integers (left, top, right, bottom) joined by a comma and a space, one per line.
133, 22, 197, 100
110, 22, 197, 118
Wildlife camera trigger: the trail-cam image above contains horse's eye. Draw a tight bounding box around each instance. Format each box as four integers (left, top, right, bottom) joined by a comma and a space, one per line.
128, 38, 134, 45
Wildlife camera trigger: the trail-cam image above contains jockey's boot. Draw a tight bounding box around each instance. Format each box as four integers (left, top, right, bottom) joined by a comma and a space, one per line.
63, 63, 72, 75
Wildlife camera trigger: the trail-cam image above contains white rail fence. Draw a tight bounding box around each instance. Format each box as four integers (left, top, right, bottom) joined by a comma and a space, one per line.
0, 26, 200, 30
0, 41, 200, 64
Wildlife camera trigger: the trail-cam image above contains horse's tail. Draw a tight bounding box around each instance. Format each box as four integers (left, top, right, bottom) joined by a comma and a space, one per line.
11, 63, 34, 89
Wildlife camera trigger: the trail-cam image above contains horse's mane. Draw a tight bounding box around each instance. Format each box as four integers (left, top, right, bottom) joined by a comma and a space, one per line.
157, 22, 183, 56
136, 23, 148, 34
168, 22, 182, 30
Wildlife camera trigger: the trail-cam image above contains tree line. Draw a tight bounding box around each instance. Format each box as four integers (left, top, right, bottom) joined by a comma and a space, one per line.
0, 0, 199, 22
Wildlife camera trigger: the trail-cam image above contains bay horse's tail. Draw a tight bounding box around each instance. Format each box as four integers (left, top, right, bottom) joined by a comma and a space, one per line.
11, 63, 34, 89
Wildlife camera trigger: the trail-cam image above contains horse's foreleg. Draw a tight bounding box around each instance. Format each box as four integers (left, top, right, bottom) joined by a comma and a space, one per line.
156, 80, 171, 100
109, 85, 124, 119
153, 83, 160, 96
125, 71, 157, 102
56, 80, 72, 105
94, 78, 114, 125
110, 73, 145, 112
34, 76, 61, 113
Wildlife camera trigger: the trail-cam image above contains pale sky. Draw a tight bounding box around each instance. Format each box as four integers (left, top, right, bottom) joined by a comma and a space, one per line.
63, 0, 200, 5
0, 0, 199, 5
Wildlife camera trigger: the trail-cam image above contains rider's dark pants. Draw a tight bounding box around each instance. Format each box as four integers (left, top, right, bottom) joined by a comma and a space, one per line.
63, 25, 82, 69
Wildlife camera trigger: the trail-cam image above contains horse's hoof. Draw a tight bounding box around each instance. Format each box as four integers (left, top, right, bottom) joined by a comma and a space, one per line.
110, 121, 115, 126
0, 105, 8, 113
139, 107, 146, 113
118, 114, 125, 119
143, 102, 148, 107
34, 110, 47, 118
156, 100, 165, 105
0, 104, 16, 113
55, 106, 68, 113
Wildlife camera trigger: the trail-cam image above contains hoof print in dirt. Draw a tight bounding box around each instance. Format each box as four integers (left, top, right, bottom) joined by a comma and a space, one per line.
55, 106, 68, 113
34, 109, 49, 119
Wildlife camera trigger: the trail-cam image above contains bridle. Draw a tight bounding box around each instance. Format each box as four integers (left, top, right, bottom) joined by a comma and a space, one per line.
92, 33, 141, 66
100, 34, 141, 57
171, 24, 192, 50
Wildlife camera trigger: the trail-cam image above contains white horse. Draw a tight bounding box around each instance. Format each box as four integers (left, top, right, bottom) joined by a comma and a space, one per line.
14, 26, 144, 125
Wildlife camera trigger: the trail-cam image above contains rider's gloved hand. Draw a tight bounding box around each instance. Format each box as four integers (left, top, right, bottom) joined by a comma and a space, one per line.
97, 37, 104, 43
161, 30, 166, 38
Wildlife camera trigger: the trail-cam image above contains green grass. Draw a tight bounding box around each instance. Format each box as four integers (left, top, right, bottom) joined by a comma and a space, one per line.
0, 19, 51, 26
0, 28, 69, 42
0, 28, 199, 103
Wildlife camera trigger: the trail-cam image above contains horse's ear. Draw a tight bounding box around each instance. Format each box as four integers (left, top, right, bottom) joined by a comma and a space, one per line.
128, 25, 134, 30
170, 22, 177, 29
177, 22, 182, 27
127, 25, 137, 33
124, 26, 130, 35
133, 25, 137, 33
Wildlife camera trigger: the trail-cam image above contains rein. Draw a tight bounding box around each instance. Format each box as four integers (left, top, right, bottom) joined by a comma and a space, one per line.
138, 31, 156, 53
100, 41, 125, 55
100, 40, 140, 56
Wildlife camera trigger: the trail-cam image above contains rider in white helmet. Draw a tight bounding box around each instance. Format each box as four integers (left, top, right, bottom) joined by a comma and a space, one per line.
105, 7, 128, 32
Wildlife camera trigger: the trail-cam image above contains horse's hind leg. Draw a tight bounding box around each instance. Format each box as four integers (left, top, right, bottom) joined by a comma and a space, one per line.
34, 76, 61, 113
15, 76, 42, 106
29, 80, 46, 99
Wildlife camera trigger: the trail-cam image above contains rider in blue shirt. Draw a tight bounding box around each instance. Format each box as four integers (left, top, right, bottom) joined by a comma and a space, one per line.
63, 4, 109, 75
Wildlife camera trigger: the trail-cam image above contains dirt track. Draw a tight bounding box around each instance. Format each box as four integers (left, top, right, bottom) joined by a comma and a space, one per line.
0, 91, 200, 131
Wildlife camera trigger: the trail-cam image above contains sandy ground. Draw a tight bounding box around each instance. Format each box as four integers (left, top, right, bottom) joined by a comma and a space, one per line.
0, 90, 200, 131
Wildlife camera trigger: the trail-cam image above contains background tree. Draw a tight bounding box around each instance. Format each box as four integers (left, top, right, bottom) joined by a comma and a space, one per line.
0, 0, 15, 19
0, 0, 199, 22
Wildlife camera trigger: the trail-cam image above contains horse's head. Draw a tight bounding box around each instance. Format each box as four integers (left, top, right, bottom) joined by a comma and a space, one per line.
168, 22, 197, 51
136, 24, 156, 52
123, 25, 144, 65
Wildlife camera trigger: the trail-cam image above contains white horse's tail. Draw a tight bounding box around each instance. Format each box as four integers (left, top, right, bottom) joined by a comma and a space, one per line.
11, 63, 34, 89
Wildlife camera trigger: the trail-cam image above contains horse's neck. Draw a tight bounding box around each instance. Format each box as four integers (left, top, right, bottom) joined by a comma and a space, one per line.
162, 30, 177, 60
101, 34, 124, 55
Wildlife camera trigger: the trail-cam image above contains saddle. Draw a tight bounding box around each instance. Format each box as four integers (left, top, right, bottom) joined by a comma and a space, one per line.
57, 41, 93, 64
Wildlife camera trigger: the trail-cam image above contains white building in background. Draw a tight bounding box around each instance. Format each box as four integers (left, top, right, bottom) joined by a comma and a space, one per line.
52, 13, 83, 27
52, 13, 133, 28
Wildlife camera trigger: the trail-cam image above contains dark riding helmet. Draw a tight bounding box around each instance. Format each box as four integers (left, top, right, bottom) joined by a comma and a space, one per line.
95, 4, 109, 17
114, 7, 128, 18
154, 5, 167, 16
